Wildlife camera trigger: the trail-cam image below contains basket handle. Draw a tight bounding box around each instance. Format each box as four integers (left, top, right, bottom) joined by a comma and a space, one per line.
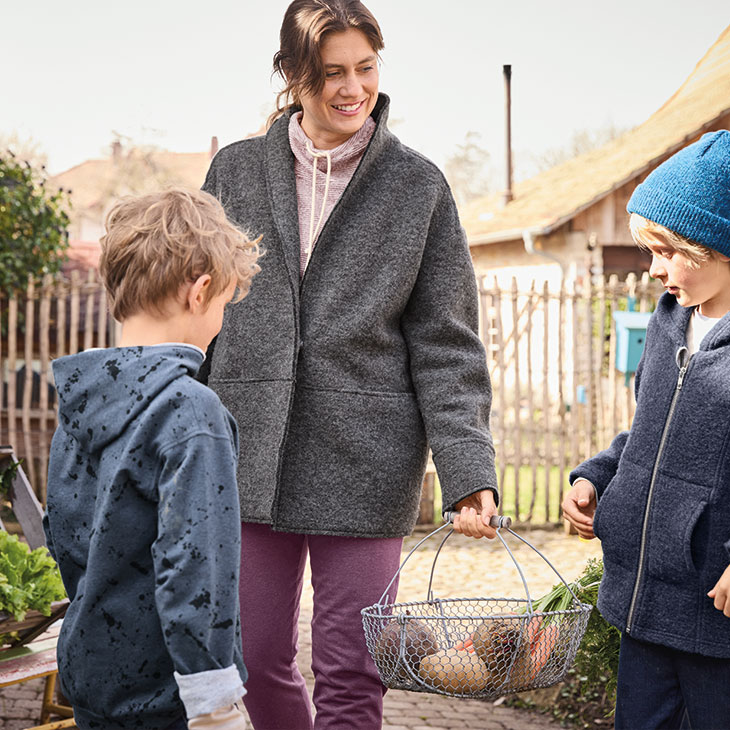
445, 512, 584, 610
378, 512, 583, 612
443, 512, 512, 529
375, 514, 509, 608
376, 519, 453, 607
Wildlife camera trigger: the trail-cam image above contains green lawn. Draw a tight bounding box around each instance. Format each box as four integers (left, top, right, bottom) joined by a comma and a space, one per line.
431, 464, 567, 525
498, 464, 567, 524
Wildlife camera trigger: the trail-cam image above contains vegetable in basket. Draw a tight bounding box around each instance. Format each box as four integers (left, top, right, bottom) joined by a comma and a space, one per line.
468, 613, 560, 686
418, 646, 492, 693
373, 616, 439, 681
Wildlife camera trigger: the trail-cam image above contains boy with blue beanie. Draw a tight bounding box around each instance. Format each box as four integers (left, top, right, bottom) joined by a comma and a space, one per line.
563, 130, 730, 729
44, 189, 260, 730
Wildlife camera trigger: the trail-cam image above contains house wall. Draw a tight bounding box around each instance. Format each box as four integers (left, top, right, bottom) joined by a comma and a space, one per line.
470, 227, 590, 291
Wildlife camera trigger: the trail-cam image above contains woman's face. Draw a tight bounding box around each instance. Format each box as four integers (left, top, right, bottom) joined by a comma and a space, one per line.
298, 28, 379, 150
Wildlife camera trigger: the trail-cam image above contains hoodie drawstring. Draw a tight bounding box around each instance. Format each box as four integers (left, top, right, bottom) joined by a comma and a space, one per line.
304, 140, 332, 272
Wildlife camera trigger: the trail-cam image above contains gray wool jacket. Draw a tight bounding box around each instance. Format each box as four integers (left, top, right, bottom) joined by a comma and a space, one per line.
571, 293, 730, 657
200, 93, 498, 538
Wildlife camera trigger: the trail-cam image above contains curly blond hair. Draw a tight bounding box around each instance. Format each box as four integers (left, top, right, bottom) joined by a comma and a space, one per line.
99, 188, 261, 321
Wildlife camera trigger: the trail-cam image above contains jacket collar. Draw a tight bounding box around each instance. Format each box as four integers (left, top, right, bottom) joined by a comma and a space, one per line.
655, 291, 730, 350
264, 93, 394, 293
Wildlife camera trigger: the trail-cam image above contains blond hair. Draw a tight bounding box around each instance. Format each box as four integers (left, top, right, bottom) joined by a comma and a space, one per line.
629, 213, 719, 270
99, 188, 261, 321
269, 0, 384, 127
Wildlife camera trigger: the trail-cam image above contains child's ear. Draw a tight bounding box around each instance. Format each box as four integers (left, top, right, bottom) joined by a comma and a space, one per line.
186, 274, 212, 313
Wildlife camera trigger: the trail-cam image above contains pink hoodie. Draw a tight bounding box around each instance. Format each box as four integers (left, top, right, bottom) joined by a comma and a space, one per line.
288, 112, 376, 278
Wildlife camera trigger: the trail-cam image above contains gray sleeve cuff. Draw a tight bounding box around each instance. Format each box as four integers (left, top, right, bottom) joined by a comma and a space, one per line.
432, 439, 499, 511
174, 664, 246, 718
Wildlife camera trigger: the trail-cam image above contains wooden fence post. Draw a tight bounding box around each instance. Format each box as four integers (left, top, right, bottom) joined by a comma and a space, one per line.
84, 269, 95, 352
69, 270, 80, 355
510, 277, 521, 519
541, 281, 552, 521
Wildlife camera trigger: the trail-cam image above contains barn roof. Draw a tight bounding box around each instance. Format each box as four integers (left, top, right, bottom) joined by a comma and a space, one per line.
462, 25, 730, 245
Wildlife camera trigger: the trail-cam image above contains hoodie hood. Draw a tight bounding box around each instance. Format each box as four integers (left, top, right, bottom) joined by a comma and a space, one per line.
52, 345, 204, 452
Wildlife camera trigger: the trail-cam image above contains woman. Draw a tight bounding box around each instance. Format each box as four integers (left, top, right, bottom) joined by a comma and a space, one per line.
200, 1, 499, 727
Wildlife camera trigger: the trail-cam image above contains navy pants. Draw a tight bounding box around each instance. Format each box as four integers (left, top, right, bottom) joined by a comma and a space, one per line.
615, 633, 730, 729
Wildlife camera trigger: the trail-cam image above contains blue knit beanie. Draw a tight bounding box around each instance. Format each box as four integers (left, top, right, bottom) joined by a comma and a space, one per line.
627, 130, 730, 256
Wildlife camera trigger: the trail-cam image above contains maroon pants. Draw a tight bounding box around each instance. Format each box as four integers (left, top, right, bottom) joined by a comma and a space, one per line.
239, 522, 402, 730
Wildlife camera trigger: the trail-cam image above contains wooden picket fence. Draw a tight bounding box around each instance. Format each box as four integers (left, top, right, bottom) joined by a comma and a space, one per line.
1, 270, 662, 524
0, 271, 119, 502
477, 271, 662, 523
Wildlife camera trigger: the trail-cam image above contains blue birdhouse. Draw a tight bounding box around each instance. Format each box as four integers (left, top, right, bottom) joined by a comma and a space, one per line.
613, 311, 652, 374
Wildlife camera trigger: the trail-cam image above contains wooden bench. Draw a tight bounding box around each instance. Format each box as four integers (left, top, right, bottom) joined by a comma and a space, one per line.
0, 619, 73, 726
0, 445, 75, 729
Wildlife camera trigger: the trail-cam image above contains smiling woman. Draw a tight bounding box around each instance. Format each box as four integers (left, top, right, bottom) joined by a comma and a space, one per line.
298, 29, 379, 149
198, 1, 500, 728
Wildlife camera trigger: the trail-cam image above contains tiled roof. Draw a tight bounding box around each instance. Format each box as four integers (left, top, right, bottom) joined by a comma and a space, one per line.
50, 149, 212, 213
462, 25, 730, 244
63, 240, 101, 275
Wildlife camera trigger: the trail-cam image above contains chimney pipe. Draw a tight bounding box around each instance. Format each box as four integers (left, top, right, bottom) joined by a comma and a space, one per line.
502, 64, 514, 206
111, 140, 122, 164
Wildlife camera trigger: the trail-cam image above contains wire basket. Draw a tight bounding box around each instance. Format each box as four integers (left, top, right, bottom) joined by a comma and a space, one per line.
361, 514, 593, 700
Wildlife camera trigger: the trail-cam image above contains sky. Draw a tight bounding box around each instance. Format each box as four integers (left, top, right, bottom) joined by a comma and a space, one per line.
5, 0, 730, 180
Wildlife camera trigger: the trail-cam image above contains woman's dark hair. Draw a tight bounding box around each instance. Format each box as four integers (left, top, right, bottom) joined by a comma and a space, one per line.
269, 0, 384, 126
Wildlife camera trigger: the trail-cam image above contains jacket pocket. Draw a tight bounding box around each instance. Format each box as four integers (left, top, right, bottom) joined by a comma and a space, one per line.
592, 458, 651, 569
276, 386, 428, 534
645, 474, 709, 584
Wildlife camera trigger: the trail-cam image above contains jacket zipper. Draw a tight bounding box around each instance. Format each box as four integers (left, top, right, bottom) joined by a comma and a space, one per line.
625, 345, 690, 634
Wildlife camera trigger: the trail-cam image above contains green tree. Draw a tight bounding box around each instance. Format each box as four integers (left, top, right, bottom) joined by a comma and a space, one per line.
0, 152, 70, 295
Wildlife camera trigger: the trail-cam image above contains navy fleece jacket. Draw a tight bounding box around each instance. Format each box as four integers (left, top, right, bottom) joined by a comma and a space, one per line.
570, 293, 730, 657
44, 345, 246, 730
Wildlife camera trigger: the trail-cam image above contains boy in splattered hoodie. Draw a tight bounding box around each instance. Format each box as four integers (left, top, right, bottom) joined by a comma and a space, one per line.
44, 189, 260, 730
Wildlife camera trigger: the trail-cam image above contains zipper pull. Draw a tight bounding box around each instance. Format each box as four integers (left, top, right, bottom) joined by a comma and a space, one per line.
675, 346, 689, 389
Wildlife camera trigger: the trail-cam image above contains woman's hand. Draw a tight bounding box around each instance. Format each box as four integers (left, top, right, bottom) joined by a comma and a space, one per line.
452, 489, 498, 539
708, 565, 730, 618
561, 479, 597, 539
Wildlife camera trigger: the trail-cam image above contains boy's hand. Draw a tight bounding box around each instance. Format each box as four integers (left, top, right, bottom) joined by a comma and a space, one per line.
708, 565, 730, 618
188, 704, 247, 729
561, 479, 597, 539
452, 489, 498, 539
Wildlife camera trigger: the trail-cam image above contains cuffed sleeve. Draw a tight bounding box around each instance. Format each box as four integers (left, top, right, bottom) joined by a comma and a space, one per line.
174, 665, 246, 719
401, 185, 498, 511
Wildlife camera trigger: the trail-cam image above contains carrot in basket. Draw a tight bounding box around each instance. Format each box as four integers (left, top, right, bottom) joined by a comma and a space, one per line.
514, 618, 560, 682
453, 638, 475, 653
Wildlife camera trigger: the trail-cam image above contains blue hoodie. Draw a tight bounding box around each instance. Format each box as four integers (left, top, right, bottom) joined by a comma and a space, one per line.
571, 293, 730, 658
45, 345, 246, 730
